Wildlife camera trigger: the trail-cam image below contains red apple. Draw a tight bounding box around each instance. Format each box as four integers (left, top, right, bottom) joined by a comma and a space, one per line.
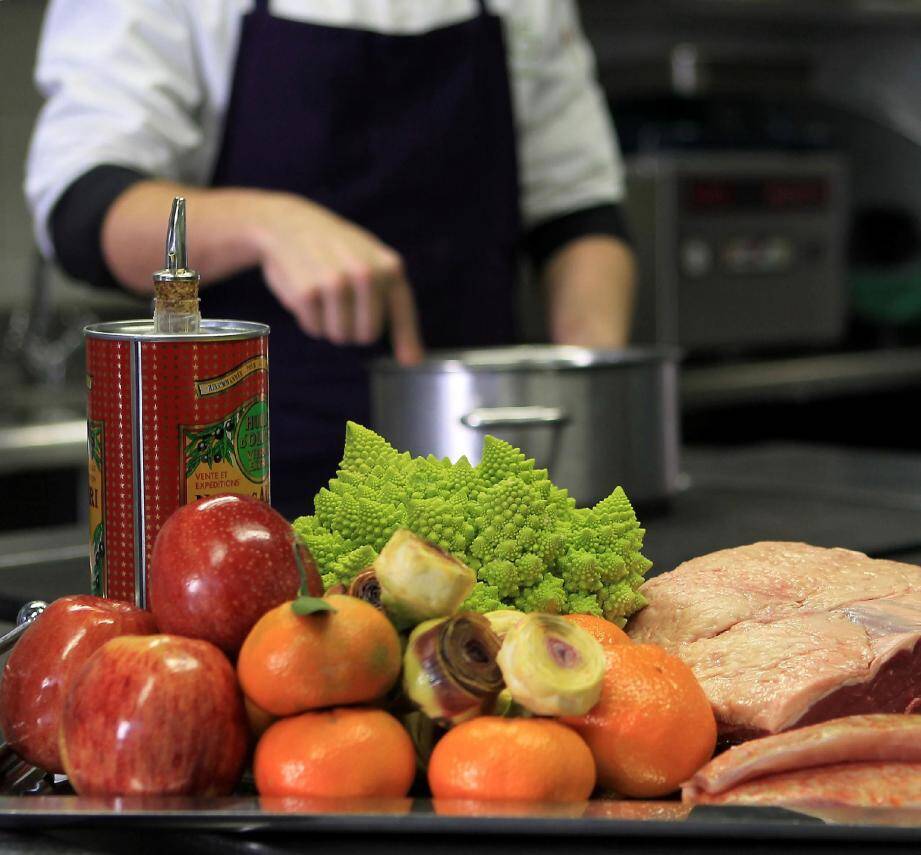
148, 494, 322, 656
0, 595, 156, 773
59, 634, 248, 796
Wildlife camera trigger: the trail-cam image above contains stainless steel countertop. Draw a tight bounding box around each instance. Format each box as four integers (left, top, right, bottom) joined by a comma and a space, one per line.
0, 421, 85, 474
1, 380, 84, 474
681, 346, 921, 410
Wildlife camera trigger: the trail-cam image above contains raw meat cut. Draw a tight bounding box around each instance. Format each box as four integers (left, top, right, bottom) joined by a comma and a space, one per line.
627, 542, 921, 738
684, 714, 921, 800
686, 761, 921, 809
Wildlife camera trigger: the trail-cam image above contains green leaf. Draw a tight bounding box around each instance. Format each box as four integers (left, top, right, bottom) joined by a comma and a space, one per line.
291, 596, 336, 616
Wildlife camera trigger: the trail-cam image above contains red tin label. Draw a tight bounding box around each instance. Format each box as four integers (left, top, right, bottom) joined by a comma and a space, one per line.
86, 330, 269, 606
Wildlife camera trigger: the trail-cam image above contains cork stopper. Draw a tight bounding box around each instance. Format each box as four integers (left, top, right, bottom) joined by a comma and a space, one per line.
152, 197, 201, 333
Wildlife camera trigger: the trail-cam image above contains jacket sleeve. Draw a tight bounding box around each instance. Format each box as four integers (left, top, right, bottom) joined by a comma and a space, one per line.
25, 0, 209, 267
506, 0, 629, 265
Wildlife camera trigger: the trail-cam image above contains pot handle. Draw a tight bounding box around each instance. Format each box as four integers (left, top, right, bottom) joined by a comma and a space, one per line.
461, 406, 568, 429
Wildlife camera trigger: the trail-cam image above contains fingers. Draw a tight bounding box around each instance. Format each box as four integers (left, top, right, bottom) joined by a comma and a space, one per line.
349, 263, 384, 345
262, 259, 324, 339
311, 249, 419, 358
387, 275, 425, 366
257, 200, 422, 355
301, 289, 324, 340
320, 273, 354, 345
284, 262, 398, 349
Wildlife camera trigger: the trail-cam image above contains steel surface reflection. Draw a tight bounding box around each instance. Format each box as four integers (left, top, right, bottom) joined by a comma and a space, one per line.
432, 799, 588, 819
260, 796, 412, 816
0, 793, 920, 839
582, 800, 693, 822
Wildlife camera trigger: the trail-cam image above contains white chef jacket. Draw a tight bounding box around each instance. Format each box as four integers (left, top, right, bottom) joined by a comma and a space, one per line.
26, 0, 625, 260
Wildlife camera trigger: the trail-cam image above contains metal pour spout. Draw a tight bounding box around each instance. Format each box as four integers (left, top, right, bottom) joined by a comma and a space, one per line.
165, 196, 187, 273
153, 196, 200, 333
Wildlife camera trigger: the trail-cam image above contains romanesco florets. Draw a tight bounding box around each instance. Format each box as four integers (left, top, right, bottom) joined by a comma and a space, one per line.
600, 582, 647, 622
478, 559, 519, 599
515, 573, 568, 614
332, 494, 405, 551
515, 552, 544, 589
407, 495, 469, 556
559, 549, 603, 594
478, 434, 532, 485
327, 544, 378, 589
567, 593, 604, 617
461, 582, 503, 613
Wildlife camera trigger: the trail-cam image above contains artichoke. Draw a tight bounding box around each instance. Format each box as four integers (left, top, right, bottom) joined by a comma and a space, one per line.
376, 529, 475, 626
403, 613, 503, 726
496, 613, 605, 716
348, 567, 382, 610
483, 609, 524, 642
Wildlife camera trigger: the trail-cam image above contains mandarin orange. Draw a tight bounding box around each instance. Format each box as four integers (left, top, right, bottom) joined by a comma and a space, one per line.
428, 717, 595, 802
237, 594, 401, 716
563, 613, 631, 648
254, 707, 416, 798
561, 643, 716, 798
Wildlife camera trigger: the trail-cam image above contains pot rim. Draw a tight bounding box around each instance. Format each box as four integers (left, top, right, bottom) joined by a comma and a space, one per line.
372, 344, 681, 374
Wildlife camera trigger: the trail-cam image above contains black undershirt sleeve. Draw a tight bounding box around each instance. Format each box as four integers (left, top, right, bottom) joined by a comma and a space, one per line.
49, 164, 148, 289
50, 167, 631, 287
525, 202, 631, 272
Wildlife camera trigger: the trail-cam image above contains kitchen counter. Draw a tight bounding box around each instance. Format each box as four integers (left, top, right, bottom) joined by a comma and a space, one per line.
645, 442, 921, 572
681, 347, 921, 411
0, 381, 83, 475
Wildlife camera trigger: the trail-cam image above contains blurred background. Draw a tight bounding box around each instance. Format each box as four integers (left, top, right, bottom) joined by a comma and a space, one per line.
4, 0, 921, 607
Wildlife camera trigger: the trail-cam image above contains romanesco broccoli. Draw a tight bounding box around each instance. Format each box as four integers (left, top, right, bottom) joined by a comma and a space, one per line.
292, 422, 652, 623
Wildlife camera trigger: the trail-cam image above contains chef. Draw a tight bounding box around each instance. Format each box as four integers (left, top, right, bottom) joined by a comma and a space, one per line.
26, 0, 635, 517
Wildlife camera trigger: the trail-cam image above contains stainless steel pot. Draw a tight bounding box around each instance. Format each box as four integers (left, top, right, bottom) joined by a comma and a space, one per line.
370, 345, 680, 507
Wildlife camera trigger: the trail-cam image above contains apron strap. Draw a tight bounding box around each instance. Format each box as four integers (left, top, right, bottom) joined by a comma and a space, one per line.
474, 0, 489, 15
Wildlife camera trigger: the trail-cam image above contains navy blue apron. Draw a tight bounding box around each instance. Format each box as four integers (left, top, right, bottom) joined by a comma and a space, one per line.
207, 0, 521, 517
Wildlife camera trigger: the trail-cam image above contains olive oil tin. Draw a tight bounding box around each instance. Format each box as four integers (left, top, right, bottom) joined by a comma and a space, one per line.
84, 320, 270, 606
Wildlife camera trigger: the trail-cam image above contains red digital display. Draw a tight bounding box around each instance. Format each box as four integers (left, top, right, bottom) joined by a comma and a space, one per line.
763, 180, 826, 209
684, 178, 827, 212
688, 181, 735, 209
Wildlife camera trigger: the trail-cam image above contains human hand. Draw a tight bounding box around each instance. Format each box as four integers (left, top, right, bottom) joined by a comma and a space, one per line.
252, 193, 424, 364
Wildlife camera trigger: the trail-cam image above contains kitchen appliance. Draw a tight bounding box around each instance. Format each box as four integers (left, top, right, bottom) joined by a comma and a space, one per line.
370, 346, 679, 508
625, 151, 848, 352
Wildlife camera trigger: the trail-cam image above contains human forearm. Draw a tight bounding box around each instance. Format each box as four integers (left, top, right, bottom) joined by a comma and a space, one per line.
101, 180, 271, 294
544, 236, 636, 348
101, 180, 423, 363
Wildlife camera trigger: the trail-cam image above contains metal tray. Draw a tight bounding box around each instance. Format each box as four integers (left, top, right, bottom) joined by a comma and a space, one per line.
1, 745, 918, 843
0, 794, 920, 844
